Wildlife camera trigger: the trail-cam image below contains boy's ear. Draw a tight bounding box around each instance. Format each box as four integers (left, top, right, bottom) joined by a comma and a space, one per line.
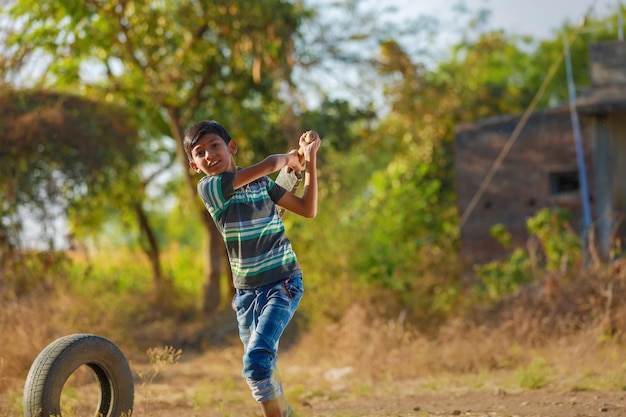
229, 139, 238, 155
189, 160, 200, 172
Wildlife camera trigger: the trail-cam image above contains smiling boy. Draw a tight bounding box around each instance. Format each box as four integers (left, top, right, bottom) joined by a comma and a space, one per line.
183, 120, 320, 417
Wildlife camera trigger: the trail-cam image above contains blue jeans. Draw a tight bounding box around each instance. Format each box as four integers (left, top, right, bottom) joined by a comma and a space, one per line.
232, 275, 304, 402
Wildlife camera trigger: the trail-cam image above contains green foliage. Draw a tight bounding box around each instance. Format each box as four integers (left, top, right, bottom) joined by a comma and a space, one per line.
62, 249, 156, 330
489, 223, 512, 248
526, 208, 582, 271
0, 250, 69, 299
0, 89, 141, 250
475, 224, 533, 300
1, 0, 309, 310
300, 98, 376, 153
350, 157, 452, 289
435, 11, 624, 119
161, 243, 207, 310
66, 248, 152, 296
319, 36, 463, 320
440, 30, 538, 119
475, 209, 582, 300
475, 248, 533, 300
290, 3, 626, 322
274, 97, 383, 322
1, 0, 622, 324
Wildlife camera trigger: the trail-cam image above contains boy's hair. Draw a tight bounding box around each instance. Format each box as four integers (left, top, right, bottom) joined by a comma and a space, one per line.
183, 120, 232, 161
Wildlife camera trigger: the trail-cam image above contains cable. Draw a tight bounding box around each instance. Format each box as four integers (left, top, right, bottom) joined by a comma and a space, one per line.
458, 1, 599, 228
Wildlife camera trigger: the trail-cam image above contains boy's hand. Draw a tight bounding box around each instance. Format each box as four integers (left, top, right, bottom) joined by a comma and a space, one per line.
285, 130, 319, 176
300, 130, 320, 161
286, 149, 305, 175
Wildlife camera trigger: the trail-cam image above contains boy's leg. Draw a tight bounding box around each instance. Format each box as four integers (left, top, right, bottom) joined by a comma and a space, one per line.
259, 398, 284, 417
272, 365, 291, 415
246, 360, 294, 416
244, 277, 303, 416
256, 365, 294, 417
259, 397, 295, 417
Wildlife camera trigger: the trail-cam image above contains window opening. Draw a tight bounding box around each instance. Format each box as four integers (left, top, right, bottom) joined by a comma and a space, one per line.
549, 171, 579, 194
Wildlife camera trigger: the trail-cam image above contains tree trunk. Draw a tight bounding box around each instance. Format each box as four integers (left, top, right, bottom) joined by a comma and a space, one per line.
135, 202, 162, 282
134, 202, 171, 306
202, 210, 222, 314
166, 107, 224, 315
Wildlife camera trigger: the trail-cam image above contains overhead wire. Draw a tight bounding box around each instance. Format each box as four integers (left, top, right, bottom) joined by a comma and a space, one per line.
458, 1, 600, 228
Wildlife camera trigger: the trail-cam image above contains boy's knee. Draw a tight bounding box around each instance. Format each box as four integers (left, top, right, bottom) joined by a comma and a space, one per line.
242, 348, 274, 380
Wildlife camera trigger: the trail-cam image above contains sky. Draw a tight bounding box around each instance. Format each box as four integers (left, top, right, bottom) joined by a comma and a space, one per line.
382, 0, 622, 40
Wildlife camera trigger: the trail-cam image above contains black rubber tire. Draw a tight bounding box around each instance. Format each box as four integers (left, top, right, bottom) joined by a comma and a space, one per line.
23, 333, 134, 417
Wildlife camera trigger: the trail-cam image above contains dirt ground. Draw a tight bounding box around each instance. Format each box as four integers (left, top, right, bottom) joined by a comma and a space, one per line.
6, 341, 626, 417
125, 344, 626, 417
298, 390, 626, 417
7, 303, 626, 417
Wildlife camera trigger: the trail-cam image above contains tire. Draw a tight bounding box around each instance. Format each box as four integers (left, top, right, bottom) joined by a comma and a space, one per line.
23, 333, 134, 417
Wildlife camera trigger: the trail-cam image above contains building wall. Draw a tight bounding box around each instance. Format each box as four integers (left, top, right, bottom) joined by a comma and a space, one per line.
608, 112, 626, 245
607, 112, 626, 210
455, 107, 595, 264
589, 41, 626, 87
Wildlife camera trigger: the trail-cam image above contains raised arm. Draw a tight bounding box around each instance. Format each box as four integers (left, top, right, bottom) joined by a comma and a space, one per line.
275, 133, 321, 218
233, 150, 304, 190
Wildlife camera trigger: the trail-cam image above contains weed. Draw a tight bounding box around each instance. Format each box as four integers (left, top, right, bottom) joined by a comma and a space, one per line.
138, 345, 182, 386
516, 357, 550, 389
134, 345, 182, 414
475, 208, 582, 301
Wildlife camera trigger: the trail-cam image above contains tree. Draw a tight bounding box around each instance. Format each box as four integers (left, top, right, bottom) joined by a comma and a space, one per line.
0, 88, 141, 244
0, 0, 306, 313
0, 88, 141, 292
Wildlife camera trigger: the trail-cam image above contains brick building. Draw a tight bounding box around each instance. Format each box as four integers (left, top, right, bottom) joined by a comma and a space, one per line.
455, 41, 626, 264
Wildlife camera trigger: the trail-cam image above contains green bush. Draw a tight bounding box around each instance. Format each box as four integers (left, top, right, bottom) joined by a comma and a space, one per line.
475, 209, 582, 300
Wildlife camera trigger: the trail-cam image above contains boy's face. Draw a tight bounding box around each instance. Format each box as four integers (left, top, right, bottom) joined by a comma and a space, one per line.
189, 133, 238, 176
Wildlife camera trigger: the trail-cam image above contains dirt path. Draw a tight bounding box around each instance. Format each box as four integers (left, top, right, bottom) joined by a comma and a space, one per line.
126, 346, 626, 417
8, 312, 626, 417
6, 340, 626, 417
305, 389, 626, 417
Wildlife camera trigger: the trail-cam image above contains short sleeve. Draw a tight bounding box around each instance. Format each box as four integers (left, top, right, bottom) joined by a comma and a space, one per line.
197, 173, 235, 218
267, 176, 287, 203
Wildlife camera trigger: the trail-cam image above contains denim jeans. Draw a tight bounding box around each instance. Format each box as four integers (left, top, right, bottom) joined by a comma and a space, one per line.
232, 275, 304, 402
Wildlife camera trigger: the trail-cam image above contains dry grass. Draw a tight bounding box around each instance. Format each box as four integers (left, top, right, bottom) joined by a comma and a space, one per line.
290, 304, 626, 391
284, 259, 626, 396
2, 258, 626, 416
0, 290, 68, 392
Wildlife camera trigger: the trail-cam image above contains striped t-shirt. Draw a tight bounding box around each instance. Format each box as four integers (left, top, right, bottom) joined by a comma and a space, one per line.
197, 171, 302, 289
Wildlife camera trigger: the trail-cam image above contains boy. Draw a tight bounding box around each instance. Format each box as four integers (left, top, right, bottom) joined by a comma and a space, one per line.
183, 120, 320, 417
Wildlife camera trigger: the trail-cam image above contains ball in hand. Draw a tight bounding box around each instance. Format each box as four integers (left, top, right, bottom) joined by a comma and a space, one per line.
305, 130, 319, 143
